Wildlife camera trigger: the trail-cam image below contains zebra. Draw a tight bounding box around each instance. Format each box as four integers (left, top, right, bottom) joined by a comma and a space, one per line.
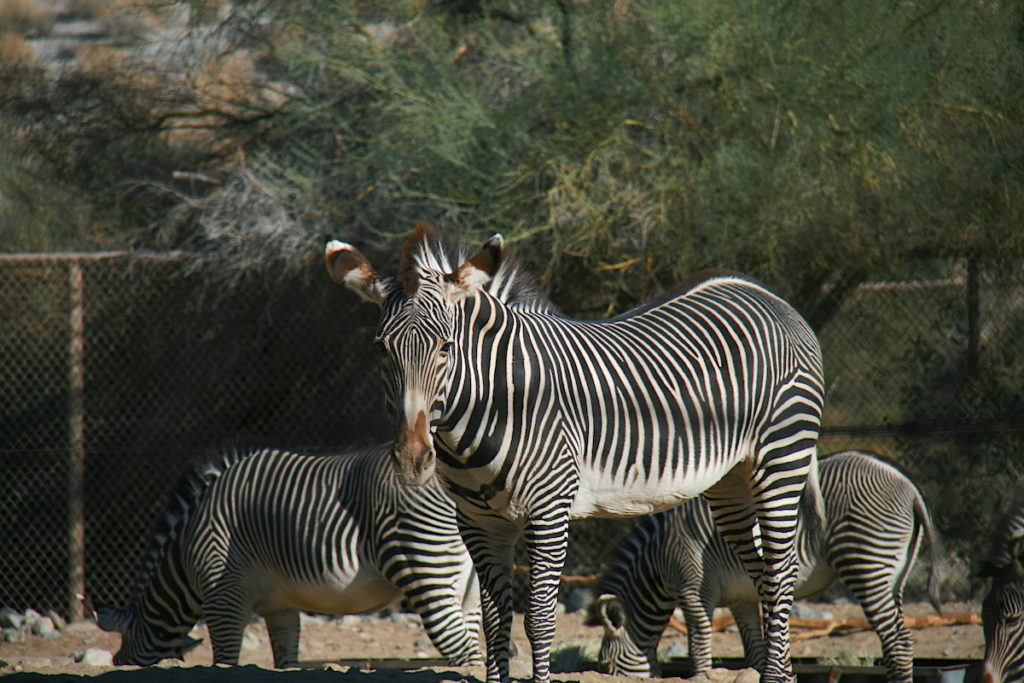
981, 486, 1024, 683
325, 227, 825, 683
594, 449, 943, 683
93, 446, 483, 668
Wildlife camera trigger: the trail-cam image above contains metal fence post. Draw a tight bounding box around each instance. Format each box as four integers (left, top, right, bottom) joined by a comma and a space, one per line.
67, 260, 85, 622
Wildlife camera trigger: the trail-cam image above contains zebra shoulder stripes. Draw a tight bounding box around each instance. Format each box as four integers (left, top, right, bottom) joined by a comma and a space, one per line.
94, 446, 482, 668
981, 485, 1024, 683
326, 227, 825, 683
594, 450, 942, 683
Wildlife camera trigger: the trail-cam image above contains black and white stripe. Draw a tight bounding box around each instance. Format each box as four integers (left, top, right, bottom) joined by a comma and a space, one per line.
596, 450, 942, 683
95, 446, 482, 668
982, 487, 1024, 683
330, 233, 825, 683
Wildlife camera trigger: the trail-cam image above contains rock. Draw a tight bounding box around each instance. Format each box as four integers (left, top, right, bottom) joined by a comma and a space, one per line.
2, 628, 26, 643
80, 648, 113, 666
732, 668, 761, 683
564, 587, 594, 614
665, 642, 687, 658
240, 630, 261, 651
21, 609, 43, 633
790, 603, 832, 620
0, 608, 23, 630
45, 610, 66, 631
31, 617, 57, 637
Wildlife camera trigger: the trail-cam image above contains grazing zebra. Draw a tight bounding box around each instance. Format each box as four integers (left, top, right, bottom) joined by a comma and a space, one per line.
981, 487, 1024, 683
94, 446, 482, 668
595, 450, 943, 683
325, 227, 825, 683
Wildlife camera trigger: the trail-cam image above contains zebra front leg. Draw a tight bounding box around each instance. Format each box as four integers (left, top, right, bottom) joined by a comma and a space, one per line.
751, 459, 809, 683
459, 511, 517, 683
524, 503, 571, 683
731, 601, 766, 671
838, 565, 914, 682
678, 587, 715, 675
399, 565, 484, 666
200, 577, 249, 665
264, 609, 300, 669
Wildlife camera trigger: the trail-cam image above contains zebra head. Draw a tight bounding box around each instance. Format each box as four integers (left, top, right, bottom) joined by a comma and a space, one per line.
595, 594, 658, 677
326, 227, 503, 484
96, 604, 202, 665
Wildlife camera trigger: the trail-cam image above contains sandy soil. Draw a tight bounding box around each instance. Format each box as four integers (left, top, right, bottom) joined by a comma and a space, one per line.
0, 602, 983, 681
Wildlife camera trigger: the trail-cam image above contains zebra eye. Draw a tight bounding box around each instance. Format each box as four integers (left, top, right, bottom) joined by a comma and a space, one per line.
439, 340, 454, 356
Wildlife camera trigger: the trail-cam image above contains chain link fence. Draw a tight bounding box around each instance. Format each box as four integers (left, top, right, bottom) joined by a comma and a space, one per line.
2, 254, 1022, 619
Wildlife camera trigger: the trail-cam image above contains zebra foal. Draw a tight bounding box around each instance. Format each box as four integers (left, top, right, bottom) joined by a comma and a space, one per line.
595, 450, 942, 683
981, 487, 1024, 683
326, 227, 825, 683
94, 446, 482, 667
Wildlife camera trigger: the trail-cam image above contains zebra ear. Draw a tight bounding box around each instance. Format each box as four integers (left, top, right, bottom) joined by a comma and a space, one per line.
95, 604, 130, 633
446, 233, 503, 301
326, 240, 387, 305
596, 594, 627, 635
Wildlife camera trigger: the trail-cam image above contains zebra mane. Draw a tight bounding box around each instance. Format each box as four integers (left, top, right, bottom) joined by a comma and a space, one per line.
128, 449, 258, 604
411, 232, 559, 314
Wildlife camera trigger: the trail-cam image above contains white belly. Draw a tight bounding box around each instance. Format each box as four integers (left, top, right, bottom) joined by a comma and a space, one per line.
252, 563, 401, 616
570, 455, 741, 519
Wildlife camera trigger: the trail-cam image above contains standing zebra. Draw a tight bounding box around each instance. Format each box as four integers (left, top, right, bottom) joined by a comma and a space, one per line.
326, 228, 825, 683
981, 487, 1024, 683
94, 446, 482, 668
595, 450, 943, 683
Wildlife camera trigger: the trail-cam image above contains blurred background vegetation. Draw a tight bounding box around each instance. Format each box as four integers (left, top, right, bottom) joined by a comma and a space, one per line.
2, 0, 1022, 307
1, 0, 1023, 600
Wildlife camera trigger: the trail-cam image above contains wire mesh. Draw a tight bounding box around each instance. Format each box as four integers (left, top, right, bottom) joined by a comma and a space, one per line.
1, 254, 1022, 618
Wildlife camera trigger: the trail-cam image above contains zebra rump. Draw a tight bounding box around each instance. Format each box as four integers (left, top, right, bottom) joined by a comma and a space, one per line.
594, 450, 942, 683
94, 446, 482, 668
981, 484, 1024, 683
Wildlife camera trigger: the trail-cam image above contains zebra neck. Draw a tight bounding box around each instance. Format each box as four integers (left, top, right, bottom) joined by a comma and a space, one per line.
135, 533, 202, 633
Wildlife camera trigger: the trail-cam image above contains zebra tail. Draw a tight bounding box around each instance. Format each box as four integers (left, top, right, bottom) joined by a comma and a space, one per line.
800, 449, 828, 557
914, 492, 945, 615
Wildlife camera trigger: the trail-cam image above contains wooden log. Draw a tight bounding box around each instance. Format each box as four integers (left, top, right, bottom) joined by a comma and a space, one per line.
666, 612, 980, 639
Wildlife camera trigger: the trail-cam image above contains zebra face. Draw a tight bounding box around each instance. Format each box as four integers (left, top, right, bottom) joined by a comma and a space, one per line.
96, 604, 201, 666
596, 594, 657, 677
982, 574, 1024, 683
376, 272, 458, 484
326, 230, 503, 485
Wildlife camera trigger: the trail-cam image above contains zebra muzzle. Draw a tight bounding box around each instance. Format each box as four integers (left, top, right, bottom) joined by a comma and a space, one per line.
393, 411, 436, 485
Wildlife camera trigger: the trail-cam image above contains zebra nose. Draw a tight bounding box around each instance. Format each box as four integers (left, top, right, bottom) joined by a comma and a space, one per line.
982, 664, 999, 683
394, 411, 435, 485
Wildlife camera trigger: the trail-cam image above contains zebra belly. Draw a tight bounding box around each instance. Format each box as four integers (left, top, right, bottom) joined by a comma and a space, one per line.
252, 565, 401, 616
571, 452, 742, 519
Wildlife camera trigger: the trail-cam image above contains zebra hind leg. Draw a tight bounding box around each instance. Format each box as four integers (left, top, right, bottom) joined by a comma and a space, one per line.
264, 609, 300, 669
458, 511, 518, 683
837, 563, 914, 682
394, 558, 483, 666
731, 601, 767, 671
524, 502, 572, 683
677, 584, 716, 675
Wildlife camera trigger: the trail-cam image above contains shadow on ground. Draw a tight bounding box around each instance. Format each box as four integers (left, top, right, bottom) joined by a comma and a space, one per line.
0, 664, 485, 683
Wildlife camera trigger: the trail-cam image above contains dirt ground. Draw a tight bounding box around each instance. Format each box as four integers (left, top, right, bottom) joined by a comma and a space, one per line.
0, 601, 983, 681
